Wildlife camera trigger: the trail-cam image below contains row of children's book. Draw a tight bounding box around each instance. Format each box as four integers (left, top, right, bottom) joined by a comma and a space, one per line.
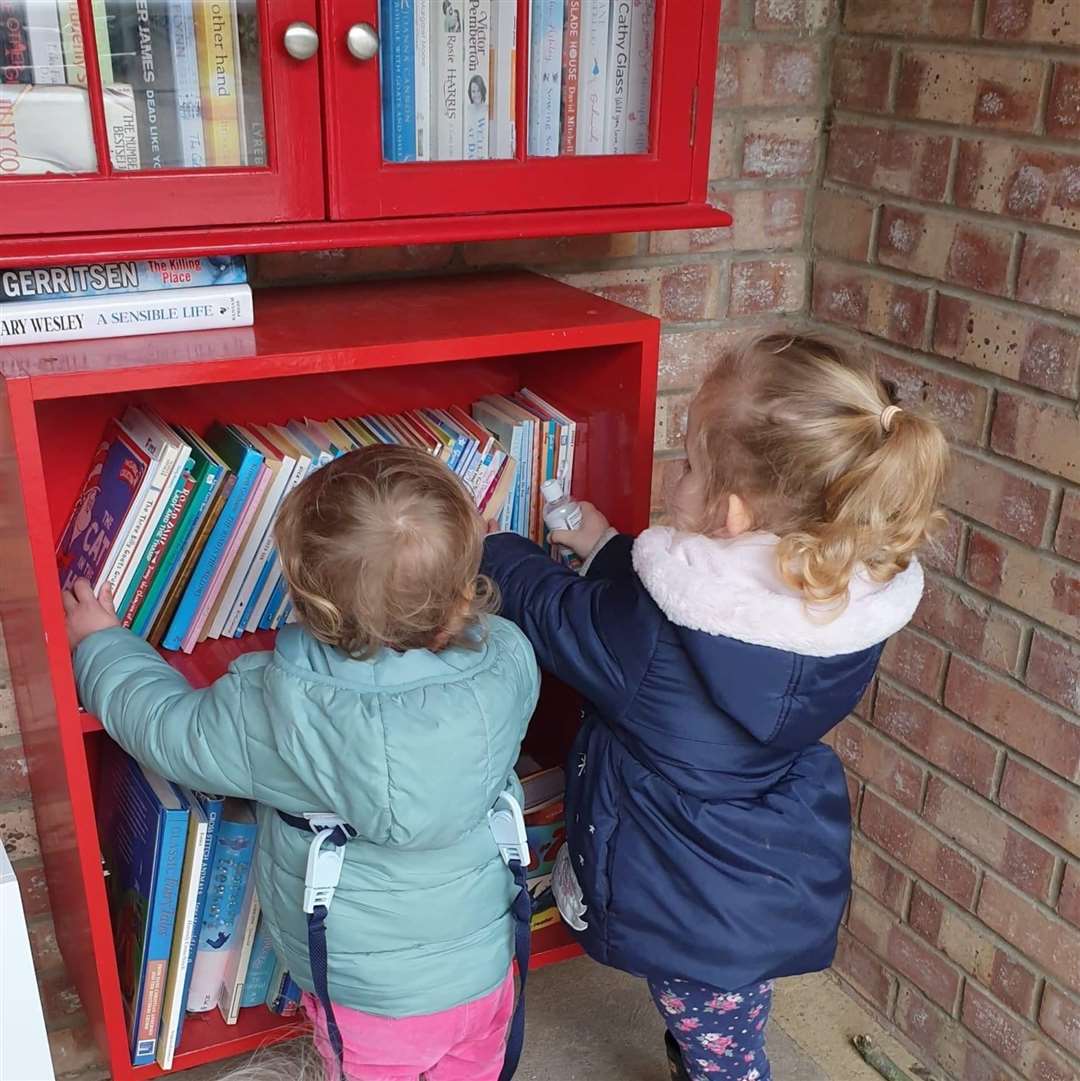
2, 0, 264, 174
56, 389, 579, 653
0, 256, 253, 345
98, 741, 300, 1070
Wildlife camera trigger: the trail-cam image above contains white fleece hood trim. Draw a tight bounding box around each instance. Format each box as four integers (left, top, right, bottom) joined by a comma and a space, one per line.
631, 527, 923, 658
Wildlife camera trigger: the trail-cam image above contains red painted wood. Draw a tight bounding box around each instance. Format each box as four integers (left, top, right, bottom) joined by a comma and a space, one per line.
0, 273, 655, 1080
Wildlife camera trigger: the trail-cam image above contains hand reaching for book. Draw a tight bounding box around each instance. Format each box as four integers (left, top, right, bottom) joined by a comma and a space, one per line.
549, 502, 610, 559
63, 579, 121, 650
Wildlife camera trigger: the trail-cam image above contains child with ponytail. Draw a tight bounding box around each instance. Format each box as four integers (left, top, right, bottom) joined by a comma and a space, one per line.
482, 334, 949, 1081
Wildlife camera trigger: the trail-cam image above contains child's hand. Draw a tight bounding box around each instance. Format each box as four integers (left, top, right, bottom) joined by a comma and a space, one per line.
62, 579, 120, 650
549, 502, 610, 558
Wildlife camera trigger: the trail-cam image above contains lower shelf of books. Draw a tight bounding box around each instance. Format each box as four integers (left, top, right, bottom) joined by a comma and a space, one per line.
154, 1006, 301, 1076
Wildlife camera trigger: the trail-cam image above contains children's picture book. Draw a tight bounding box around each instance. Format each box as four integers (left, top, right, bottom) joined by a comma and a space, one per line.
217, 872, 260, 1024
239, 917, 277, 1009
96, 744, 189, 1067
265, 958, 301, 1016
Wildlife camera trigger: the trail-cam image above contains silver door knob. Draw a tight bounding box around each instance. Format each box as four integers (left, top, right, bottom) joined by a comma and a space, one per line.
346, 22, 379, 61
283, 21, 319, 60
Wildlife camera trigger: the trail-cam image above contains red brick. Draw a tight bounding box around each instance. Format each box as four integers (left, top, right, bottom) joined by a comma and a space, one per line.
812, 264, 932, 348
943, 450, 1052, 546
1047, 63, 1080, 141
986, 0, 1080, 47
727, 257, 806, 316
827, 122, 952, 202
991, 393, 1080, 484
1057, 490, 1080, 561
830, 39, 893, 112
47, 1023, 106, 1078
966, 530, 1080, 639
813, 190, 874, 262
1040, 984, 1080, 1059
1018, 233, 1080, 318
755, 0, 834, 30
851, 837, 910, 916
860, 790, 979, 907
717, 43, 821, 109
0, 741, 28, 801
881, 629, 947, 699
714, 44, 741, 109
932, 295, 1080, 398
658, 329, 741, 391
923, 775, 1056, 901
830, 717, 925, 809
896, 49, 1045, 133
741, 117, 820, 179
659, 265, 720, 322
653, 189, 807, 254
1027, 632, 1080, 717
655, 394, 691, 452
27, 915, 61, 971
846, 770, 862, 818
0, 806, 38, 861
554, 268, 661, 315
651, 456, 687, 515
834, 926, 897, 1011
38, 968, 84, 1024
1059, 863, 1080, 929
14, 861, 50, 919
923, 512, 964, 576
709, 117, 738, 180
845, 0, 975, 35
873, 681, 1000, 796
999, 758, 1080, 859
945, 658, 1080, 783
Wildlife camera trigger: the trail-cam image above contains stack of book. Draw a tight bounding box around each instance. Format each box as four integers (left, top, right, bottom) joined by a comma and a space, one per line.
516, 754, 566, 931
97, 741, 300, 1069
0, 255, 253, 345
55, 389, 579, 654
2, 0, 265, 174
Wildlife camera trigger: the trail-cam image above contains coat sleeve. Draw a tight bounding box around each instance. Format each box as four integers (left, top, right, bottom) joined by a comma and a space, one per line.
482, 533, 657, 718
73, 626, 257, 799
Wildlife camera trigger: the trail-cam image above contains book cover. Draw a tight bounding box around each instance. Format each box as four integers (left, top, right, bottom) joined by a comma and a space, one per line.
527, 0, 562, 157
25, 0, 64, 83
167, 0, 207, 168
58, 0, 86, 86
216, 874, 259, 1024
463, 0, 489, 159
413, 0, 431, 160
186, 800, 257, 1013
265, 960, 300, 1016
0, 283, 254, 346
575, 0, 608, 155
490, 0, 515, 158
518, 386, 578, 490
1, 256, 247, 302
434, 0, 463, 159
380, 0, 416, 162
0, 83, 96, 173
193, 0, 241, 165
239, 917, 277, 1009
1, 0, 31, 83
163, 422, 262, 651
56, 421, 150, 593
605, 0, 632, 153
156, 788, 208, 1070
626, 0, 654, 153
97, 744, 189, 1066
560, 0, 581, 154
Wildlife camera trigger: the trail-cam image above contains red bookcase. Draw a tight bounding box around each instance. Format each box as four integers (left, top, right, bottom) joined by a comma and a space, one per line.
0, 272, 659, 1079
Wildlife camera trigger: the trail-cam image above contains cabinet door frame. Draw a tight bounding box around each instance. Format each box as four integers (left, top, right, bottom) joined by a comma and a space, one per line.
324, 0, 712, 222
1, 0, 326, 238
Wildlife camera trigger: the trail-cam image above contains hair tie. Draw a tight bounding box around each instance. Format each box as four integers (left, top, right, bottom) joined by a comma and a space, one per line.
879, 405, 902, 433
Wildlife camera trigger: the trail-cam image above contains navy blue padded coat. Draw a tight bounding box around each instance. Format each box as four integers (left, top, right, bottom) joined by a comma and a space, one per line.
483, 526, 923, 991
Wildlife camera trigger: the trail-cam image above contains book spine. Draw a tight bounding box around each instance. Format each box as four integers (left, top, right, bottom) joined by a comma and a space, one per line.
490, 0, 515, 158
193, 0, 241, 165
0, 283, 254, 345
97, 445, 163, 593
1, 0, 31, 84
26, 0, 64, 83
239, 918, 276, 1008
103, 82, 141, 170
605, 0, 631, 154
413, 0, 430, 160
217, 884, 259, 1024
58, 0, 86, 86
178, 794, 224, 1024
531, 0, 561, 156
236, 1, 265, 165
433, 0, 462, 159
560, 0, 581, 155
168, 0, 206, 167
463, 0, 489, 159
90, 0, 111, 81
625, 0, 653, 153
576, 0, 607, 154
381, 0, 415, 162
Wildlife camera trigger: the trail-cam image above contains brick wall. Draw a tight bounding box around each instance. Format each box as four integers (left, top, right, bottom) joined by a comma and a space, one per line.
0, 3, 835, 1075
814, 3, 1080, 1080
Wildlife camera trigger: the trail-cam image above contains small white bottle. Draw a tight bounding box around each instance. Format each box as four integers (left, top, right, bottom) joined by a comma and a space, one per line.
541, 478, 583, 532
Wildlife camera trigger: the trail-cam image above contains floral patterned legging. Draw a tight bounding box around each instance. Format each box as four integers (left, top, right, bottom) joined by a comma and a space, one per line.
649, 977, 773, 1081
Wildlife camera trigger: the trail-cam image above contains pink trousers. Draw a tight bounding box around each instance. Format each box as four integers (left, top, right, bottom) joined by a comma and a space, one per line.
302, 968, 514, 1081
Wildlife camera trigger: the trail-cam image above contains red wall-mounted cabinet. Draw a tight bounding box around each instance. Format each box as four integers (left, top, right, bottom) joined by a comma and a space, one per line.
0, 0, 727, 266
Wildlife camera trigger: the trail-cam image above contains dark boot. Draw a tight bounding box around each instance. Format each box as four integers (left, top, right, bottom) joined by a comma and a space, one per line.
665, 1030, 692, 1081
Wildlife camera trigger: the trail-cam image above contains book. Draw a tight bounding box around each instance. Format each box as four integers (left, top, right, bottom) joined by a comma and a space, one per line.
605, 0, 632, 154
626, 0, 654, 153
239, 917, 277, 1009
463, 0, 489, 159
89, 0, 112, 81
575, 0, 608, 155
58, 0, 86, 86
194, 0, 241, 165
527, 0, 562, 157
0, 283, 254, 345
56, 421, 150, 593
235, 0, 265, 165
186, 800, 257, 1013
217, 873, 260, 1024
0, 83, 96, 173
434, 0, 463, 159
105, 82, 141, 171
381, 0, 416, 161
167, 0, 207, 168
1, 256, 247, 302
1, 0, 31, 83
156, 788, 209, 1070
26, 0, 64, 83
518, 387, 578, 490
97, 744, 189, 1067
265, 959, 301, 1016
560, 0, 581, 155
414, 0, 432, 160
490, 0, 515, 158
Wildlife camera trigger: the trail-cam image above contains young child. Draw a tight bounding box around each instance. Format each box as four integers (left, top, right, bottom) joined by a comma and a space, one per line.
63, 444, 540, 1081
482, 334, 948, 1081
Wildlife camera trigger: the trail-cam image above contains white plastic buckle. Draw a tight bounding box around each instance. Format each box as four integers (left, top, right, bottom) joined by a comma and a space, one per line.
488, 792, 530, 869
302, 815, 348, 915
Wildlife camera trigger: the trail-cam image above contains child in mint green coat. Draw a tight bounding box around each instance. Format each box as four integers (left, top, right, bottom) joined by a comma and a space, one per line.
64, 444, 540, 1081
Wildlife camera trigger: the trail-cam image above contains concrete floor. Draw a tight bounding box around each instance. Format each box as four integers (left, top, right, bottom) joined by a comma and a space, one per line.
186, 959, 928, 1080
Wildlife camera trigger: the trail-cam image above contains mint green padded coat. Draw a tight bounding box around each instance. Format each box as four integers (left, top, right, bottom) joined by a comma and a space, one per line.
74, 619, 540, 1017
